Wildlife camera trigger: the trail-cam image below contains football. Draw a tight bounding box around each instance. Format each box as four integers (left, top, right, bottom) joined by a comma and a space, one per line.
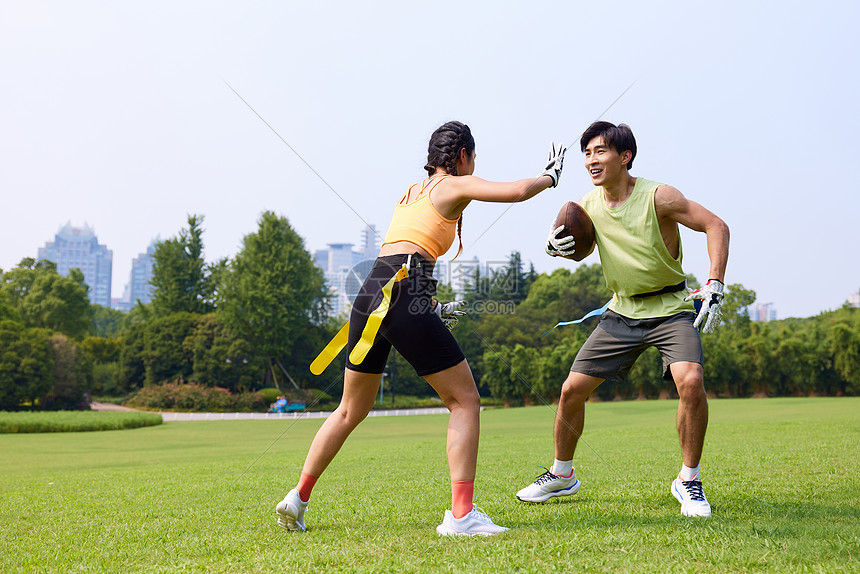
553, 201, 595, 261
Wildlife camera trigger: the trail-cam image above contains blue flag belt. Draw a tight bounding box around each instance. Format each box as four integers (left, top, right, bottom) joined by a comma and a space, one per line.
541, 300, 612, 338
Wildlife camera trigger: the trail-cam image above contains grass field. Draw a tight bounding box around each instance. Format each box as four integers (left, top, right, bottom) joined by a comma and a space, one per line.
2, 398, 858, 573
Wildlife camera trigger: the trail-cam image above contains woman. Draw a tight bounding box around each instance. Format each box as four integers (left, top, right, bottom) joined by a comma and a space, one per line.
277, 121, 566, 536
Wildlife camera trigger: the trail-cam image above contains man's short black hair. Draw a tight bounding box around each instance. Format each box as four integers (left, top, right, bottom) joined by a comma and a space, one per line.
580, 121, 637, 170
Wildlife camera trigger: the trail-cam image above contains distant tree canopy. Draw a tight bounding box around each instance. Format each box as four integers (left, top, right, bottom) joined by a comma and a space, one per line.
3, 213, 858, 411
217, 211, 330, 388
0, 258, 92, 340
109, 211, 333, 396
0, 321, 53, 410
150, 214, 215, 317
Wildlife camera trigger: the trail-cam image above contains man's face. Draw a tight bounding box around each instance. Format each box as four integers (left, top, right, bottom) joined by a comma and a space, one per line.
583, 135, 627, 186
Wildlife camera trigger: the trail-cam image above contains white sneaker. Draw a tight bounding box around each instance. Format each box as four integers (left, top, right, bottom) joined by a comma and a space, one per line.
275, 488, 309, 531
671, 477, 711, 517
516, 468, 581, 503
436, 505, 509, 536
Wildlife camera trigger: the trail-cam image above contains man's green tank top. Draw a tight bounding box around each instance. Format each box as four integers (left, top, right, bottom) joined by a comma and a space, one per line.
580, 177, 693, 319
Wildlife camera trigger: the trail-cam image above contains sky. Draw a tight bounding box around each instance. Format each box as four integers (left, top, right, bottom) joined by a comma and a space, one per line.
1, 1, 858, 319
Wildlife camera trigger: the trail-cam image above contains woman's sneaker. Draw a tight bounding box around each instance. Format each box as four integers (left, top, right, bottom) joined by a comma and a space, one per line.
671, 476, 711, 517
516, 467, 580, 502
275, 489, 309, 531
436, 505, 509, 536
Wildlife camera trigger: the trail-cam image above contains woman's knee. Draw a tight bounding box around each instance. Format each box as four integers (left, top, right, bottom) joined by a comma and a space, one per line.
334, 404, 370, 429
444, 385, 480, 414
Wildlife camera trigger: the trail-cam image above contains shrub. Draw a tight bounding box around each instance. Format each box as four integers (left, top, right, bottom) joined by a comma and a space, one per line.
257, 387, 282, 404
126, 382, 269, 412
0, 411, 163, 433
307, 388, 333, 403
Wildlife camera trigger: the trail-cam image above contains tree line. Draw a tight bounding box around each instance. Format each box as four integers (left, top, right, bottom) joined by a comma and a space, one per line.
1, 212, 857, 411
450, 260, 859, 404
0, 212, 331, 410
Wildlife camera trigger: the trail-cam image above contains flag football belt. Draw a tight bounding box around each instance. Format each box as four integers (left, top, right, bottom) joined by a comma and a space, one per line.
541, 299, 612, 337
310, 257, 424, 375
631, 280, 686, 298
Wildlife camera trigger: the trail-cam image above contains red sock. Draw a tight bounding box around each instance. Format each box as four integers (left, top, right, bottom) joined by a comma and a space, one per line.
452, 480, 474, 519
296, 472, 318, 503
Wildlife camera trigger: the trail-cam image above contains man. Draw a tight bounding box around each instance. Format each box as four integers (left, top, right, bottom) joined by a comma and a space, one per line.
516, 121, 729, 517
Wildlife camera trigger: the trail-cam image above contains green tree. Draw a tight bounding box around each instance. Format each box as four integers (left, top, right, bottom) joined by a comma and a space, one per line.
217, 212, 329, 387
79, 336, 121, 364
0, 259, 92, 339
117, 323, 146, 391
701, 283, 757, 397
481, 347, 518, 407
141, 312, 197, 385
0, 321, 53, 410
533, 334, 585, 403
481, 251, 535, 305
382, 350, 431, 399
0, 290, 21, 322
829, 314, 860, 394
91, 304, 125, 337
184, 313, 260, 391
150, 214, 215, 316
626, 347, 665, 400
44, 333, 93, 410
737, 322, 776, 396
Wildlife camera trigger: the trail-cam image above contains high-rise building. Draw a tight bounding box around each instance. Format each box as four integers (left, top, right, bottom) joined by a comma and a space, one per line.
314, 225, 381, 317
749, 302, 778, 322
38, 222, 112, 307
359, 224, 381, 260
116, 239, 158, 310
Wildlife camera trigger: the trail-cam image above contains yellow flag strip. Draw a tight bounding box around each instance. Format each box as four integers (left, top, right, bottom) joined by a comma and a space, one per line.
347, 266, 409, 365
309, 319, 351, 375
309, 265, 410, 375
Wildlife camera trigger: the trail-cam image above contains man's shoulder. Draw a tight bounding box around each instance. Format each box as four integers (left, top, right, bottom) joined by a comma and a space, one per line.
634, 177, 665, 193
580, 186, 603, 204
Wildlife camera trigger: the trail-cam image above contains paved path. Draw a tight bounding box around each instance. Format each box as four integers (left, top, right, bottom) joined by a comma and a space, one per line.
90, 402, 454, 421
90, 401, 137, 412
158, 407, 452, 421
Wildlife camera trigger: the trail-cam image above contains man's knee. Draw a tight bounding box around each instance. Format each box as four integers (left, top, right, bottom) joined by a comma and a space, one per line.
672, 363, 705, 399
560, 372, 602, 403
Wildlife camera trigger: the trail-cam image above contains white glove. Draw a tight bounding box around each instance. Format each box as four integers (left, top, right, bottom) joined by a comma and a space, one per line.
545, 225, 576, 258
434, 300, 466, 330
684, 279, 724, 334
538, 142, 567, 187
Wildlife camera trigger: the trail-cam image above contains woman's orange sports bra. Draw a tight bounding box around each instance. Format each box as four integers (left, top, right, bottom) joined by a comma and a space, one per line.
382, 175, 460, 260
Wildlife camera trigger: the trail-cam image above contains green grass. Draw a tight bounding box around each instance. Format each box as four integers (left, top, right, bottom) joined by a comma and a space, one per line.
0, 411, 163, 433
1, 398, 857, 573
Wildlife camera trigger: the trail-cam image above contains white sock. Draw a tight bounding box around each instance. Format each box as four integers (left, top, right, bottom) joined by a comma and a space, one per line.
551, 459, 574, 478
679, 464, 699, 481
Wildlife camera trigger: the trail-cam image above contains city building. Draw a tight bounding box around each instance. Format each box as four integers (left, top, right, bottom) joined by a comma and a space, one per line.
848, 292, 860, 308
312, 224, 487, 316
749, 302, 778, 322
115, 238, 159, 311
314, 225, 381, 317
37, 222, 112, 307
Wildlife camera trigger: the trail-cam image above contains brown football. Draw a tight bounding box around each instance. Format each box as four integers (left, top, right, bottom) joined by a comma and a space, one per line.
553, 201, 595, 261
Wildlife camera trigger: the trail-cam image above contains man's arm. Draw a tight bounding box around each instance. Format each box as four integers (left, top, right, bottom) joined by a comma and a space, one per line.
655, 185, 729, 282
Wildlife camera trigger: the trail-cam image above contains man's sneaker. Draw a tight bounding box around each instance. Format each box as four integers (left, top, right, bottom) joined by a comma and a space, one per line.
436, 505, 509, 536
275, 488, 308, 531
516, 467, 581, 503
671, 476, 711, 517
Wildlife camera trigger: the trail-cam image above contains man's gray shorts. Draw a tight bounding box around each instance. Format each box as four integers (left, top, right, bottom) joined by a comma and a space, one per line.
571, 309, 703, 384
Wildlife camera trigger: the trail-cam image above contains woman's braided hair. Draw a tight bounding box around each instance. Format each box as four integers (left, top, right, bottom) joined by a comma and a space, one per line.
424, 121, 475, 259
